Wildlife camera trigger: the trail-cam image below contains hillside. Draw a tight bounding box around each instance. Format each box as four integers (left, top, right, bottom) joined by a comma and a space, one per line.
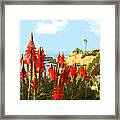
65, 48, 100, 66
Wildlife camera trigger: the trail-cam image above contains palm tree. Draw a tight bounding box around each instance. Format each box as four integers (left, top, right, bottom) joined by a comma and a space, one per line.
83, 38, 88, 53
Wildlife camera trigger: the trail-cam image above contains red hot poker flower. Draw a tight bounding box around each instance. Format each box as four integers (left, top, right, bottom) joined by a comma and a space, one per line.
60, 53, 65, 65
50, 68, 58, 82
56, 52, 61, 63
65, 65, 70, 73
60, 73, 68, 84
35, 47, 45, 74
25, 44, 36, 63
35, 58, 40, 72
48, 64, 53, 74
69, 66, 77, 78
37, 47, 45, 60
60, 66, 69, 83
48, 65, 58, 81
20, 55, 26, 81
25, 32, 37, 64
52, 85, 64, 100
35, 59, 45, 74
80, 66, 87, 78
41, 47, 45, 59
20, 67, 26, 81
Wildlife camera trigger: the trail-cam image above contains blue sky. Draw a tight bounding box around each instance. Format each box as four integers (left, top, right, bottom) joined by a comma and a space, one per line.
20, 20, 100, 56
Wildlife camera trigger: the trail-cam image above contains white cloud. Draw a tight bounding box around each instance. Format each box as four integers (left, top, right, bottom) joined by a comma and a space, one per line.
35, 20, 68, 35
86, 20, 100, 35
87, 25, 100, 35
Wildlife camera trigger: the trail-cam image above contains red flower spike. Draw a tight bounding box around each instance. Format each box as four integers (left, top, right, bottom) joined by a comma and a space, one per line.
41, 47, 45, 58
52, 85, 64, 100
60, 66, 69, 83
60, 73, 67, 83
51, 69, 58, 81
48, 65, 58, 81
20, 54, 26, 81
69, 66, 77, 78
80, 66, 87, 78
56, 52, 61, 63
35, 47, 45, 75
25, 32, 37, 64
48, 64, 53, 74
37, 48, 41, 58
20, 67, 26, 81
65, 66, 70, 73
60, 53, 65, 65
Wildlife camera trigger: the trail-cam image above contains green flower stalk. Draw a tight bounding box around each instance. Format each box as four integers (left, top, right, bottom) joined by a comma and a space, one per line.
31, 61, 37, 100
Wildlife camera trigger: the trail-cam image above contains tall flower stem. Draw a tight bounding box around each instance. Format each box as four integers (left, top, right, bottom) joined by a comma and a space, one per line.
33, 89, 36, 100
32, 61, 36, 100
22, 80, 24, 100
26, 64, 30, 100
28, 80, 30, 100
21, 54, 24, 100
70, 78, 74, 100
28, 64, 31, 100
57, 76, 60, 85
38, 47, 42, 90
84, 80, 87, 99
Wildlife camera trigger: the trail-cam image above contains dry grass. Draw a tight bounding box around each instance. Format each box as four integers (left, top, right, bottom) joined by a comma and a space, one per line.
65, 53, 96, 66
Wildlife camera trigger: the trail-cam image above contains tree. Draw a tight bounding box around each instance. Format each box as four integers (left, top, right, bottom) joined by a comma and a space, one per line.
74, 48, 83, 54
83, 38, 88, 53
